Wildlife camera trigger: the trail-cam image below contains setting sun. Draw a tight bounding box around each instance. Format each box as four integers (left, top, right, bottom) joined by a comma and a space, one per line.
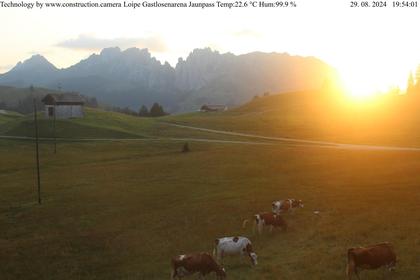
337, 63, 409, 100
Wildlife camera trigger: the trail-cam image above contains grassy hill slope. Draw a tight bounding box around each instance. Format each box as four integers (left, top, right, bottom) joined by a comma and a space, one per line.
0, 110, 23, 125
166, 91, 420, 147
0, 108, 148, 139
0, 108, 254, 142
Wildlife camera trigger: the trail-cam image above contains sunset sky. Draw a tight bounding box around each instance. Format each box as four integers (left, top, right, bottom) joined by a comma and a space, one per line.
2, 0, 420, 95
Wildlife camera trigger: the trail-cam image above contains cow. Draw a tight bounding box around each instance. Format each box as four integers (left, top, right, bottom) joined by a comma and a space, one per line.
213, 236, 258, 266
346, 242, 397, 280
272, 199, 304, 214
243, 212, 288, 234
171, 252, 226, 279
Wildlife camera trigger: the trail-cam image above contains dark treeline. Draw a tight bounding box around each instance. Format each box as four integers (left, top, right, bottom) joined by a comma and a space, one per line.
0, 90, 99, 114
0, 96, 44, 114
106, 102, 168, 117
0, 84, 168, 118
406, 66, 420, 96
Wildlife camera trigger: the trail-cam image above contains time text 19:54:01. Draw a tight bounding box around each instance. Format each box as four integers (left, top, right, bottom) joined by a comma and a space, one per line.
350, 1, 418, 7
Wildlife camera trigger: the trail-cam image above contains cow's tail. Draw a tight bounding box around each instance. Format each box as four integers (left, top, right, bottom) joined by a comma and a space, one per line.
242, 219, 249, 229
213, 239, 219, 257
253, 215, 260, 234
170, 259, 176, 279
346, 249, 356, 280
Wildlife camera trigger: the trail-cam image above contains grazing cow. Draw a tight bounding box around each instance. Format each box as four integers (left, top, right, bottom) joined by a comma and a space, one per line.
346, 242, 397, 280
272, 199, 304, 214
171, 252, 226, 279
252, 212, 287, 234
213, 236, 258, 266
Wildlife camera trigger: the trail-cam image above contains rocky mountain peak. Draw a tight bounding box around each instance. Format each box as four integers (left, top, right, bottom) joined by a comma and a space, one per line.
11, 54, 57, 72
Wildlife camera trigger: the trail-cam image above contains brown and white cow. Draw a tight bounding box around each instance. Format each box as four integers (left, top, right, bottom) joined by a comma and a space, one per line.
272, 199, 304, 214
171, 252, 226, 279
346, 242, 397, 280
243, 212, 287, 234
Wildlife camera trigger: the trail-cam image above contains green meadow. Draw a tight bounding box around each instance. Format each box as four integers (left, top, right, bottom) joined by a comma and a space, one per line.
1, 93, 419, 279
0, 111, 23, 126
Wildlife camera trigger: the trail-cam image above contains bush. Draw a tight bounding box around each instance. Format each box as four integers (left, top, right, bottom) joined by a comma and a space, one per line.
182, 142, 190, 153
138, 105, 149, 117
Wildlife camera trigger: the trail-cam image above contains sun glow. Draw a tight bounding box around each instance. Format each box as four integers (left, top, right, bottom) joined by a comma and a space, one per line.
341, 74, 384, 100
337, 64, 409, 100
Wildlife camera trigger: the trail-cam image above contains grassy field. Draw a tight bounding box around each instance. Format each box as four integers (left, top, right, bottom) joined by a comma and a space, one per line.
1, 95, 420, 279
0, 139, 419, 279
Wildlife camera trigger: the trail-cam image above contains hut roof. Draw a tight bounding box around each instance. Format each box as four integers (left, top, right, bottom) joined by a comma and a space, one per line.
200, 104, 228, 111
42, 93, 84, 105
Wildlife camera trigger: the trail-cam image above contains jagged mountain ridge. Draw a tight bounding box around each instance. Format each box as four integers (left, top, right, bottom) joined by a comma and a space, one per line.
0, 47, 334, 112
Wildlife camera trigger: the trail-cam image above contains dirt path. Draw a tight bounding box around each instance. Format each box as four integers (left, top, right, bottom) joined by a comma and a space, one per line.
0, 135, 272, 145
162, 122, 420, 152
3, 123, 420, 151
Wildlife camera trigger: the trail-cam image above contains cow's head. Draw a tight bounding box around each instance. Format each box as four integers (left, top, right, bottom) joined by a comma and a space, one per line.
298, 199, 304, 208
245, 243, 258, 265
272, 201, 281, 213
216, 266, 226, 279
249, 252, 258, 266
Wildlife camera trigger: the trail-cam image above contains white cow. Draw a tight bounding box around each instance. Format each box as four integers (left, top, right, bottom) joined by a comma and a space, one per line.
213, 236, 258, 266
